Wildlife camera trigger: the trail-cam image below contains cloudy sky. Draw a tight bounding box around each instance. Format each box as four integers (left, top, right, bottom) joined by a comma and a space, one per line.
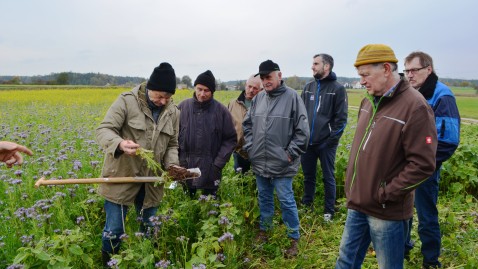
2, 0, 477, 81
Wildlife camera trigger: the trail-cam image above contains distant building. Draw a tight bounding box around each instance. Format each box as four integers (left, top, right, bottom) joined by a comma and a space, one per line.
352, 81, 364, 89
177, 83, 188, 89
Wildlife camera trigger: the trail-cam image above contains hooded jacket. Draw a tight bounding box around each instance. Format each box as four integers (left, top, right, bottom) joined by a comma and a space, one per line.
243, 81, 310, 178
301, 72, 348, 146
96, 83, 180, 208
345, 78, 437, 220
178, 93, 236, 190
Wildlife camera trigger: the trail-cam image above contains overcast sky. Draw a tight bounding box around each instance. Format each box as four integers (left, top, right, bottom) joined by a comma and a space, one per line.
2, 0, 477, 82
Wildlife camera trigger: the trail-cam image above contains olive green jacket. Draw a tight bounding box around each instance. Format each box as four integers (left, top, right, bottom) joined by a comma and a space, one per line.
96, 83, 180, 208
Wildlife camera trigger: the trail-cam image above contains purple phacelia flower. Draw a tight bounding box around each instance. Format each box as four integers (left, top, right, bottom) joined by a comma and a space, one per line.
218, 232, 234, 243
207, 210, 218, 216
107, 258, 119, 268
216, 253, 225, 262
72, 160, 82, 170
76, 216, 85, 224
119, 233, 129, 240
218, 216, 230, 225
155, 260, 171, 268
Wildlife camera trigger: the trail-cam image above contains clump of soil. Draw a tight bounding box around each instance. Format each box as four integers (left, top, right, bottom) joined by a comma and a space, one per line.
167, 166, 200, 181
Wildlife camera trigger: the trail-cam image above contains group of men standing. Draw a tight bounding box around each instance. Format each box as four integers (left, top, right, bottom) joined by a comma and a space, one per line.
94, 44, 460, 268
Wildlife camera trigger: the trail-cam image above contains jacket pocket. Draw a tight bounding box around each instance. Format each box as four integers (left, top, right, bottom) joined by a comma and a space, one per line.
127, 117, 147, 143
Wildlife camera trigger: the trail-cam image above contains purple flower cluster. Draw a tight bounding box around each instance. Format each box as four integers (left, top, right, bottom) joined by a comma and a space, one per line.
76, 216, 85, 225
218, 216, 230, 226
6, 265, 24, 269
192, 264, 206, 269
107, 258, 119, 268
216, 253, 225, 262
207, 210, 218, 216
218, 232, 234, 243
155, 259, 171, 268
72, 160, 82, 170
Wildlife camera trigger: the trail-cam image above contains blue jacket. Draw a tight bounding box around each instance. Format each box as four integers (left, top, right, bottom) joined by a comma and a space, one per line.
418, 73, 460, 164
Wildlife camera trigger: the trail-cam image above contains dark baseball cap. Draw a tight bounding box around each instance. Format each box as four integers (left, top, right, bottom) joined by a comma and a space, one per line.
255, 60, 280, 77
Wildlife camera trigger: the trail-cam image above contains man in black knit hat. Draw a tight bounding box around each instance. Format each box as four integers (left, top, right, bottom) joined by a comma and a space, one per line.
178, 70, 237, 197
96, 62, 181, 266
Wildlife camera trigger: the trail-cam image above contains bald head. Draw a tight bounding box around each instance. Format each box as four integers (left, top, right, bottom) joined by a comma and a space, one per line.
245, 75, 263, 100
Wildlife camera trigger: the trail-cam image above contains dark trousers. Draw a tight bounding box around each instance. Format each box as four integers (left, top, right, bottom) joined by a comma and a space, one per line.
405, 166, 442, 267
300, 143, 337, 215
233, 152, 251, 174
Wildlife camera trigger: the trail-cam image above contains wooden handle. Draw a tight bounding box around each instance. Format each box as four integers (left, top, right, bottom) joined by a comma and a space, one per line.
34, 176, 161, 188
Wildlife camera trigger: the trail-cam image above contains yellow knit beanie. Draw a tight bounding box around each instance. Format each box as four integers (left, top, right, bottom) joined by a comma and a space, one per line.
354, 44, 398, 67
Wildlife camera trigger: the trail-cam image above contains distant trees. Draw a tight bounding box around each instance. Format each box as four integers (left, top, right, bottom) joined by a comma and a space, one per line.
56, 72, 69, 85
181, 75, 192, 88
0, 76, 21, 84
285, 75, 307, 91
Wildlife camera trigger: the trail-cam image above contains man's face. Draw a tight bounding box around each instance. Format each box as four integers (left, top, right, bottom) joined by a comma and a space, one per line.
148, 90, 172, 106
357, 64, 389, 96
404, 57, 432, 89
312, 56, 328, 79
260, 71, 282, 92
244, 78, 263, 100
194, 84, 213, 102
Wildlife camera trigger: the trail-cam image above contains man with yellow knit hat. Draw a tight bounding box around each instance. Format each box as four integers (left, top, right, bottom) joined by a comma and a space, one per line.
335, 44, 437, 269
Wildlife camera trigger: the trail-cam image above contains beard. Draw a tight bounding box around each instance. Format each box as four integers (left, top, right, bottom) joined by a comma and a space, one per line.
313, 68, 325, 80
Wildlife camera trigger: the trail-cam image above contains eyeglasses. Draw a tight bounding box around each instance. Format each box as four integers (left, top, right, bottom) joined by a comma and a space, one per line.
403, 65, 429, 75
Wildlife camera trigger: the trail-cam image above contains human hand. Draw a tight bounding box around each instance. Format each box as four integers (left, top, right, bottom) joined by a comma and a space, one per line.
119, 140, 140, 156
0, 141, 33, 168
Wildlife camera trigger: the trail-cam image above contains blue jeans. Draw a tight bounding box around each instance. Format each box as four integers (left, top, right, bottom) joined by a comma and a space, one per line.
405, 167, 442, 267
336, 209, 408, 269
102, 184, 158, 254
300, 143, 337, 215
256, 176, 300, 240
233, 152, 251, 174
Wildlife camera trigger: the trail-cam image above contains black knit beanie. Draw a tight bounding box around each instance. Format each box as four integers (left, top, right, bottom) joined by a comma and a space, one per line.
194, 70, 216, 92
146, 62, 176, 94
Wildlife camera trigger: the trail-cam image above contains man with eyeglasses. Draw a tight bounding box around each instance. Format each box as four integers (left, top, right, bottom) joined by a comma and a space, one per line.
403, 51, 461, 269
335, 44, 437, 269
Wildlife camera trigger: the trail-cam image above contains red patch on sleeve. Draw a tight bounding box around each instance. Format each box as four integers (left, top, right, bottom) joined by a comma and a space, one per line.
426, 136, 432, 144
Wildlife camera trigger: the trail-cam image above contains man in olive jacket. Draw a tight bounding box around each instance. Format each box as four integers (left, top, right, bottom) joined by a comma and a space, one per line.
96, 63, 180, 265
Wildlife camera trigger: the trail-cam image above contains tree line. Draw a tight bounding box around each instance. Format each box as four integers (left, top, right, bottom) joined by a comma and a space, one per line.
1, 72, 477, 92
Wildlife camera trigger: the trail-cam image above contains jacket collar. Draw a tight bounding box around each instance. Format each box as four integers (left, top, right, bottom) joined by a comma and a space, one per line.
237, 90, 246, 102
417, 72, 438, 100
266, 81, 287, 97
193, 92, 214, 109
317, 71, 337, 82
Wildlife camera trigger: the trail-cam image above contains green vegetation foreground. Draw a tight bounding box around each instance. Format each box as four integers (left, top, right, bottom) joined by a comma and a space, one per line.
0, 88, 477, 268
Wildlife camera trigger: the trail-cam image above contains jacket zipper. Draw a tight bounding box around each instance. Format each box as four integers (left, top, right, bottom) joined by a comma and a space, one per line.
350, 96, 382, 191
362, 122, 375, 150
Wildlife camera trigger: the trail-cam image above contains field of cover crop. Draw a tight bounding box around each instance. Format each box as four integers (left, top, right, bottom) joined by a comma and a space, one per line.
0, 87, 477, 268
